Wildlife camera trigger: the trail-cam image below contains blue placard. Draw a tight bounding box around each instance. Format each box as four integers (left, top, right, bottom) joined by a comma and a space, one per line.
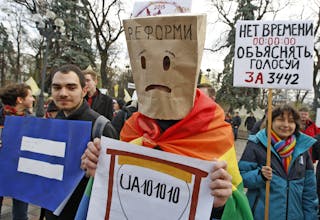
0, 116, 91, 212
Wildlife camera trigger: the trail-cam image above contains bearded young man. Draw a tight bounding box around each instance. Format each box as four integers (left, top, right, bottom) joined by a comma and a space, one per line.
44, 64, 118, 220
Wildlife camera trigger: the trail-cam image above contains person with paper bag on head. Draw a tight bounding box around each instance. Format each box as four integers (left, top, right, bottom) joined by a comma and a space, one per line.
82, 14, 253, 220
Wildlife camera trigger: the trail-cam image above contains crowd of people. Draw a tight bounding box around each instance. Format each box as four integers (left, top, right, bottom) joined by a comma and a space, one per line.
0, 13, 320, 220
1, 76, 320, 220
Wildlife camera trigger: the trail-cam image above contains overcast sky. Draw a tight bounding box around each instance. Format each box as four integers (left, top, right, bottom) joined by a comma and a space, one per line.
118, 0, 320, 73
194, 0, 319, 72
1, 0, 319, 74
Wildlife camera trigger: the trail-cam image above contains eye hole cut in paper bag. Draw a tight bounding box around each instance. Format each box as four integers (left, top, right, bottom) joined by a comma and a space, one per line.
124, 14, 207, 120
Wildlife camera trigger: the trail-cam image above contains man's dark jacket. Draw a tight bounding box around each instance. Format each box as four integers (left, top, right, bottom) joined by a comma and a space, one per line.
111, 101, 138, 134
244, 116, 256, 131
232, 115, 241, 127
85, 88, 113, 121
44, 101, 119, 220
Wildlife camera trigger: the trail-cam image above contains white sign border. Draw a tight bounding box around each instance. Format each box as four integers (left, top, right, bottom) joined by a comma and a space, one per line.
87, 136, 214, 220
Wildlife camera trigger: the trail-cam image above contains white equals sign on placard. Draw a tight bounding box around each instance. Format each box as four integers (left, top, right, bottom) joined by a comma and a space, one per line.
17, 136, 66, 181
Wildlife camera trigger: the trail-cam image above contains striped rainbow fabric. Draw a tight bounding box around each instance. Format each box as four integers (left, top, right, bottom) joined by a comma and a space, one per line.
75, 177, 94, 220
120, 89, 253, 220
271, 129, 296, 173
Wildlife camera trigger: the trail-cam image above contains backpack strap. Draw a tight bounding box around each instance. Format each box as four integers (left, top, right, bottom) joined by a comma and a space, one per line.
92, 115, 110, 139
124, 111, 128, 121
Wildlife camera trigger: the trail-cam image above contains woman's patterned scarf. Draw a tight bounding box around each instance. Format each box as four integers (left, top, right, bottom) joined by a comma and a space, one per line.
3, 105, 25, 116
271, 129, 296, 173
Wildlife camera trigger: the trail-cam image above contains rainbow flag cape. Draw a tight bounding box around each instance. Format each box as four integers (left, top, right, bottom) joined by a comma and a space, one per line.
75, 177, 93, 220
120, 89, 253, 220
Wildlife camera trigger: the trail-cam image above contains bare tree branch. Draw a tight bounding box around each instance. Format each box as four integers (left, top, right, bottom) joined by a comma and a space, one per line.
81, 0, 124, 89
256, 0, 270, 20
12, 0, 51, 14
204, 43, 230, 53
12, 0, 37, 13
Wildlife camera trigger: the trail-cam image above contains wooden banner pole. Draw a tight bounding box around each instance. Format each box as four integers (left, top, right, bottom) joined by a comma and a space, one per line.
264, 88, 273, 220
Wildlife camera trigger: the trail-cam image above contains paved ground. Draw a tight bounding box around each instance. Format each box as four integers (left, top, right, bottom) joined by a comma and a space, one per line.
0, 139, 248, 220
235, 138, 247, 160
0, 199, 40, 220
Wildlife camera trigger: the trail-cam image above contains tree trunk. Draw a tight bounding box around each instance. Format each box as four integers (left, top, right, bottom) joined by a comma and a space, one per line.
16, 51, 21, 82
0, 53, 5, 86
100, 51, 108, 90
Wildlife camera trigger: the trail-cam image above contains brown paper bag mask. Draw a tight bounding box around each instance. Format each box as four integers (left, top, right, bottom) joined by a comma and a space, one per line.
124, 14, 206, 120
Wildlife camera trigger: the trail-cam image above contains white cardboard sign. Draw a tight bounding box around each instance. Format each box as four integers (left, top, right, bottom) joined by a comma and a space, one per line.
132, 0, 192, 17
87, 137, 214, 220
234, 20, 314, 90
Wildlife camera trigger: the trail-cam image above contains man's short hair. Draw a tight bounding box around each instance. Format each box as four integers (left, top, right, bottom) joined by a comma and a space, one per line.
82, 69, 98, 81
50, 64, 86, 88
298, 107, 309, 112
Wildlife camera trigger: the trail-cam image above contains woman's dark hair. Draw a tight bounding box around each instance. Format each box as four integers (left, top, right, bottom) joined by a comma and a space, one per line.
50, 64, 86, 88
271, 104, 300, 136
0, 83, 31, 106
116, 98, 126, 109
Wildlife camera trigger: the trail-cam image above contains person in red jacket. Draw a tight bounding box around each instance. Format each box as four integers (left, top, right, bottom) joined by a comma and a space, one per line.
299, 107, 320, 213
299, 107, 320, 158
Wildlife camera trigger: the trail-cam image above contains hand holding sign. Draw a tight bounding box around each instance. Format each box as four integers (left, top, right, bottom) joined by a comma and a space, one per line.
81, 138, 101, 177
209, 159, 232, 208
84, 137, 232, 220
